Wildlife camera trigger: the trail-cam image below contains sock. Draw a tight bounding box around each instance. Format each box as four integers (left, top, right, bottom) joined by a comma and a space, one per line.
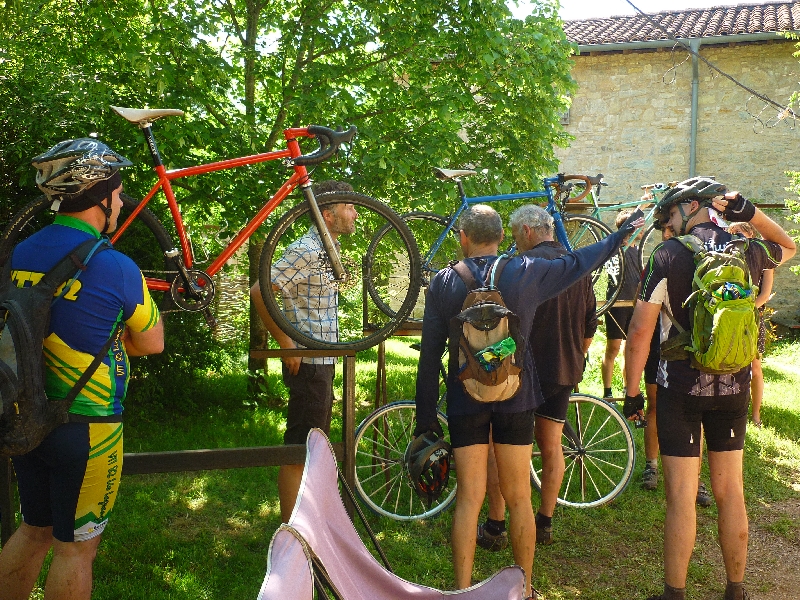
604, 387, 613, 397
663, 583, 686, 600
647, 459, 658, 470
535, 512, 552, 528
724, 581, 745, 600
484, 518, 505, 536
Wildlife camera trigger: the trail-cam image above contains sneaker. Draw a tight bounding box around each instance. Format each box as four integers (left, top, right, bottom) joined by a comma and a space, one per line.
696, 481, 713, 507
476, 522, 508, 551
536, 522, 553, 545
642, 466, 659, 490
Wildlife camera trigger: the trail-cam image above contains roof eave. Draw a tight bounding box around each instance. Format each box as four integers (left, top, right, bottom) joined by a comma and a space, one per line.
575, 31, 793, 53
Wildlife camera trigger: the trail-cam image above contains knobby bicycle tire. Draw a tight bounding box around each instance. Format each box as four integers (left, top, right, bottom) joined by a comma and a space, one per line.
366, 212, 460, 321
0, 196, 177, 310
530, 394, 635, 509
562, 214, 625, 317
258, 192, 421, 352
354, 400, 456, 521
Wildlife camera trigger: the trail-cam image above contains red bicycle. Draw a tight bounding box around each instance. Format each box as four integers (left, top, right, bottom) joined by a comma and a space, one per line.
1, 106, 421, 352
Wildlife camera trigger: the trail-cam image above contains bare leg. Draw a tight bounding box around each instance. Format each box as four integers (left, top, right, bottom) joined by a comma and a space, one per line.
708, 450, 747, 582
661, 455, 701, 588
644, 383, 659, 462
44, 535, 103, 600
451, 444, 490, 591
602, 338, 623, 391
494, 443, 536, 597
533, 416, 565, 519
485, 432, 506, 521
278, 463, 305, 523
0, 523, 53, 600
750, 357, 763, 425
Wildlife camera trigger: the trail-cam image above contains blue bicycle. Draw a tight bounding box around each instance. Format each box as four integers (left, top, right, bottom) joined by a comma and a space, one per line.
365, 169, 625, 320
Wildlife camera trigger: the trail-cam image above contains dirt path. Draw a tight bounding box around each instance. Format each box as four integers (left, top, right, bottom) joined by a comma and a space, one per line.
695, 499, 800, 599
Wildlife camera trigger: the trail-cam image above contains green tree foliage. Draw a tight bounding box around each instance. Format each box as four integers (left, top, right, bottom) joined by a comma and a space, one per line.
1, 0, 575, 391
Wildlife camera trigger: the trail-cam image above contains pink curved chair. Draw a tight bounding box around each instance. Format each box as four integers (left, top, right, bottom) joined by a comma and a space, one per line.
279, 428, 526, 600
257, 526, 314, 600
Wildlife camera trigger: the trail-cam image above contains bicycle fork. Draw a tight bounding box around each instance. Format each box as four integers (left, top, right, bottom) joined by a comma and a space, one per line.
300, 185, 347, 281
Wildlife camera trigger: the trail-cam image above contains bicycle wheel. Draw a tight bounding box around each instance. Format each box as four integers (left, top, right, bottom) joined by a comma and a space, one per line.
354, 401, 456, 521
0, 196, 177, 309
367, 212, 460, 321
638, 222, 663, 273
530, 394, 635, 508
259, 192, 421, 352
562, 215, 624, 317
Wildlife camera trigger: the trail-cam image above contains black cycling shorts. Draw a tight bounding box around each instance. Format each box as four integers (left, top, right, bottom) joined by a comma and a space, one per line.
283, 362, 335, 445
656, 385, 749, 457
605, 306, 633, 340
448, 409, 536, 448
534, 383, 573, 423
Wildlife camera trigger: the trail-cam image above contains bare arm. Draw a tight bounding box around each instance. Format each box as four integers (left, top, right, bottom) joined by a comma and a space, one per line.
711, 197, 796, 264
250, 282, 301, 375
755, 269, 774, 308
124, 318, 164, 357
623, 301, 661, 399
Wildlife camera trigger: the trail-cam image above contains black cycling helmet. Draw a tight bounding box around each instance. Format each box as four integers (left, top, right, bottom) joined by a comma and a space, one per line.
404, 430, 452, 508
32, 137, 132, 199
653, 176, 726, 235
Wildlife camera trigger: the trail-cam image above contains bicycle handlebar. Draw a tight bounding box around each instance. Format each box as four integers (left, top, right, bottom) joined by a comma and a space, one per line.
293, 125, 357, 166
555, 173, 603, 203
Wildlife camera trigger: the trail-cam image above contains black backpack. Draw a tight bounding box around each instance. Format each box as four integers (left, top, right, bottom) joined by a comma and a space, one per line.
448, 257, 524, 403
0, 238, 120, 457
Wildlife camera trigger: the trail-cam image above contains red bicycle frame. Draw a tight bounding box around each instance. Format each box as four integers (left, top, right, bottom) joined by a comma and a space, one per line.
112, 127, 315, 292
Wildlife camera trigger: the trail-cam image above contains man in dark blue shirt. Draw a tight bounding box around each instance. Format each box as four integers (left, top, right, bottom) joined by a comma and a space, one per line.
414, 204, 639, 597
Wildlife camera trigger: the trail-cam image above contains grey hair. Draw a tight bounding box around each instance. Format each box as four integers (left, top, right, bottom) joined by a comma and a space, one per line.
509, 204, 554, 235
456, 205, 503, 245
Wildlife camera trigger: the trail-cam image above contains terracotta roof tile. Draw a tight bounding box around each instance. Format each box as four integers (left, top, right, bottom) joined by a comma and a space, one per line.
563, 2, 800, 46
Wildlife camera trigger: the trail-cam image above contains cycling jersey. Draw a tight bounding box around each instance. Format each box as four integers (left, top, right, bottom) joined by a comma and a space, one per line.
10, 215, 160, 417
639, 222, 781, 396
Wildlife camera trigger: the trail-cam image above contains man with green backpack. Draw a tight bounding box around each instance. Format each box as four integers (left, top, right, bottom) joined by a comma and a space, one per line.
623, 177, 796, 600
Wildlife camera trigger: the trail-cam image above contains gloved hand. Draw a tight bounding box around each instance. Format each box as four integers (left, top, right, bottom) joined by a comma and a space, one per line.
717, 192, 756, 222
623, 392, 645, 420
618, 208, 645, 237
413, 419, 444, 440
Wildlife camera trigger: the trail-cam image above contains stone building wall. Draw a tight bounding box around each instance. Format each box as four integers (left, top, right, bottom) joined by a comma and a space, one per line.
556, 39, 800, 324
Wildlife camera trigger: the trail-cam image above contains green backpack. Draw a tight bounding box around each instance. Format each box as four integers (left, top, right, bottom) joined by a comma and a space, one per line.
660, 234, 759, 375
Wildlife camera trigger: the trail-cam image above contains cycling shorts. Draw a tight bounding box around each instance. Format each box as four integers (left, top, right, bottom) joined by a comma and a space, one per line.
534, 384, 573, 423
605, 307, 633, 340
12, 421, 124, 542
448, 409, 535, 448
655, 385, 748, 457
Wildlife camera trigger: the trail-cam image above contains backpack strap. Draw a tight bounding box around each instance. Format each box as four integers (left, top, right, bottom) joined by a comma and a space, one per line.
486, 255, 510, 290
450, 260, 479, 292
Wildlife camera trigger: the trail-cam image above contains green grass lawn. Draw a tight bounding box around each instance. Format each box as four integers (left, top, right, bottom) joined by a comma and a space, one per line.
15, 336, 800, 600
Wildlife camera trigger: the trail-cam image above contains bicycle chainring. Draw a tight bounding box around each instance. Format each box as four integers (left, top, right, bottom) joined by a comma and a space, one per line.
169, 269, 216, 312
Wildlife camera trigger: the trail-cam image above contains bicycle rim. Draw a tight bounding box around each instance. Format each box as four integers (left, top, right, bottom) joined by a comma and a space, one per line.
367, 212, 460, 321
354, 401, 456, 521
1, 195, 176, 310
530, 394, 635, 508
259, 192, 421, 352
562, 215, 623, 317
